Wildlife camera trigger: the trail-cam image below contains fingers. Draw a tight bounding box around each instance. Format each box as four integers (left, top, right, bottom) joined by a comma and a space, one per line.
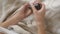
21, 3, 32, 17
30, 3, 38, 14
30, 2, 45, 16
39, 3, 45, 12
24, 3, 29, 8
20, 3, 29, 11
30, 3, 37, 11
25, 9, 32, 16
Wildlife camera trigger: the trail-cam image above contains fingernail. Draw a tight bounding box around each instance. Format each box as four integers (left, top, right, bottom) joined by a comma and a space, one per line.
29, 0, 36, 6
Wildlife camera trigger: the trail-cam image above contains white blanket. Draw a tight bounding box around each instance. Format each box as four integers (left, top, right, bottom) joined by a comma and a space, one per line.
0, 0, 60, 34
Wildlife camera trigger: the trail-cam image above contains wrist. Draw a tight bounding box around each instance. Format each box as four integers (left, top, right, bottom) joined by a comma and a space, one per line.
36, 18, 45, 26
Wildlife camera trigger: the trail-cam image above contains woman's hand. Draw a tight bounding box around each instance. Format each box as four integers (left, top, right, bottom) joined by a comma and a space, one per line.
0, 32, 5, 34
30, 3, 45, 23
16, 3, 32, 19
0, 3, 32, 28
30, 2, 46, 34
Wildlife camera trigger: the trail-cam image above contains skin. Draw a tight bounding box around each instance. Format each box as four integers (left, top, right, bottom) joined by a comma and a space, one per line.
0, 1, 46, 34
30, 1, 46, 34
0, 3, 32, 34
0, 32, 5, 34
0, 3, 32, 28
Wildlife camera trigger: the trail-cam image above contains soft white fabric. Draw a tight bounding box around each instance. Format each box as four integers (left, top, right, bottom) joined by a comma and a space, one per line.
8, 25, 32, 34
0, 0, 60, 34
0, 27, 18, 34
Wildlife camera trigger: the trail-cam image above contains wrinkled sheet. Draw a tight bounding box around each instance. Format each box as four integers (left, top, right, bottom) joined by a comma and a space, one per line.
0, 0, 60, 34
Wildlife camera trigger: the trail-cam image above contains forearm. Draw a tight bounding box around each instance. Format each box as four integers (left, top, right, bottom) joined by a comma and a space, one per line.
36, 19, 46, 34
0, 32, 5, 34
0, 12, 24, 28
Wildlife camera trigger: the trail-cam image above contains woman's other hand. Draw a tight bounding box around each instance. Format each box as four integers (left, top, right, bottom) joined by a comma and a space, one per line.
30, 3, 45, 23
16, 3, 32, 19
0, 3, 32, 28
30, 2, 46, 34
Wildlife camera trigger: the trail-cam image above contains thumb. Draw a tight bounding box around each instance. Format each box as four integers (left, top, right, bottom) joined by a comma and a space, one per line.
30, 3, 37, 11
30, 3, 38, 14
23, 3, 29, 9
20, 3, 29, 11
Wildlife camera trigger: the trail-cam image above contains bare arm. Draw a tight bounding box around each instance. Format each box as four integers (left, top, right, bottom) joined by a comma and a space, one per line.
0, 3, 31, 28
0, 12, 24, 28
37, 19, 46, 34
30, 2, 46, 34
0, 32, 5, 34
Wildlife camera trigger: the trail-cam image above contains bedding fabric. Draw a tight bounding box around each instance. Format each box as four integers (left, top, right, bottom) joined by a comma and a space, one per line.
0, 0, 60, 34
